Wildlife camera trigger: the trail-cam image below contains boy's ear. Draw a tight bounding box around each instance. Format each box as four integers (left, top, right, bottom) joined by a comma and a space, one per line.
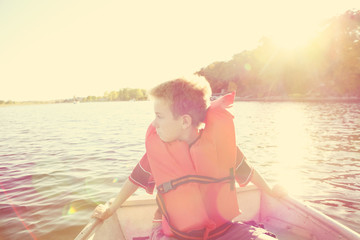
181, 114, 192, 129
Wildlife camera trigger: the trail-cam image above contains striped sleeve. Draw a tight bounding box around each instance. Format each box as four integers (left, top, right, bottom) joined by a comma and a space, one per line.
129, 153, 155, 194
235, 147, 254, 187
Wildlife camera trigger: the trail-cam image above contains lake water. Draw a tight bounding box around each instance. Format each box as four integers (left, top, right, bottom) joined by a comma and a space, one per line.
0, 101, 359, 240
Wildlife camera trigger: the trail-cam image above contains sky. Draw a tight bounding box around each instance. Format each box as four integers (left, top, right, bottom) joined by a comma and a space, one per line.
1, 0, 360, 101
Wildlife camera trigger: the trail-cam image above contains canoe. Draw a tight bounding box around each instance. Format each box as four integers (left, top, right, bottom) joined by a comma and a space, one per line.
75, 185, 360, 240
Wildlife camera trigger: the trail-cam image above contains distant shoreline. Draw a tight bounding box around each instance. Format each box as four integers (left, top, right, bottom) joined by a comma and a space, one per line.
0, 99, 148, 107
1, 96, 360, 107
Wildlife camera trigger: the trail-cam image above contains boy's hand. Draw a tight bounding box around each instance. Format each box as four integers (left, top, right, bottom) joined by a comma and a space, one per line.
92, 204, 112, 220
271, 184, 288, 198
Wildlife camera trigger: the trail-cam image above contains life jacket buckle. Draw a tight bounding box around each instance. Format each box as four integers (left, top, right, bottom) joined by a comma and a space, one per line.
162, 181, 173, 193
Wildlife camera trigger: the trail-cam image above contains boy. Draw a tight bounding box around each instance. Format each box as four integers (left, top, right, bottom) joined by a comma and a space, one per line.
93, 77, 286, 240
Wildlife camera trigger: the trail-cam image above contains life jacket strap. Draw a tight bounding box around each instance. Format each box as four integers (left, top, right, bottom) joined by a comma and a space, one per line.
155, 169, 235, 239
157, 168, 235, 194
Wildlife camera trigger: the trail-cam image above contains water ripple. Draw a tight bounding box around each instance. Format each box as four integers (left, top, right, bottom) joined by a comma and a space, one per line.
0, 101, 359, 239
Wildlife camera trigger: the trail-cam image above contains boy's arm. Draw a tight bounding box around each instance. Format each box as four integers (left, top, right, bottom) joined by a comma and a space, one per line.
249, 169, 272, 195
93, 153, 154, 220
108, 178, 139, 214
92, 178, 138, 220
250, 169, 287, 198
235, 146, 287, 198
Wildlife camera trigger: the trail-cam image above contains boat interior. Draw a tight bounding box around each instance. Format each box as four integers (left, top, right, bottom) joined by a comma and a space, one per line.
83, 185, 358, 240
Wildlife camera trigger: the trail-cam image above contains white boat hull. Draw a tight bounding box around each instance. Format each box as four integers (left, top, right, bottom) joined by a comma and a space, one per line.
75, 185, 360, 240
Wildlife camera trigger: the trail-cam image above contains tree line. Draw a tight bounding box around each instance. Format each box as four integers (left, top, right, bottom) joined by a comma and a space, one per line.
79, 88, 148, 102
0, 88, 148, 105
196, 10, 360, 99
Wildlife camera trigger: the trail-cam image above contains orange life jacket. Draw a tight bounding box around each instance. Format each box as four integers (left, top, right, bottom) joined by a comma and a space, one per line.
145, 92, 240, 239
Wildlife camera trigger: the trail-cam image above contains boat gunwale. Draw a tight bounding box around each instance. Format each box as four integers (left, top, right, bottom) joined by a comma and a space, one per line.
75, 185, 360, 240
273, 195, 360, 240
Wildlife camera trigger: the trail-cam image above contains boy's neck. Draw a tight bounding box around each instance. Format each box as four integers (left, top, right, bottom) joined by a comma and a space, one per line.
180, 126, 201, 146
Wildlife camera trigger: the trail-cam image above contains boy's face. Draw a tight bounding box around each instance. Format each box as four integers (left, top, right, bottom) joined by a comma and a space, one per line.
152, 97, 183, 142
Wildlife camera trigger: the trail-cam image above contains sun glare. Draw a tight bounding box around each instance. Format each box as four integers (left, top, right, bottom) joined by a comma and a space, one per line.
270, 32, 313, 50
264, 7, 322, 51
272, 104, 310, 196
269, 24, 318, 51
